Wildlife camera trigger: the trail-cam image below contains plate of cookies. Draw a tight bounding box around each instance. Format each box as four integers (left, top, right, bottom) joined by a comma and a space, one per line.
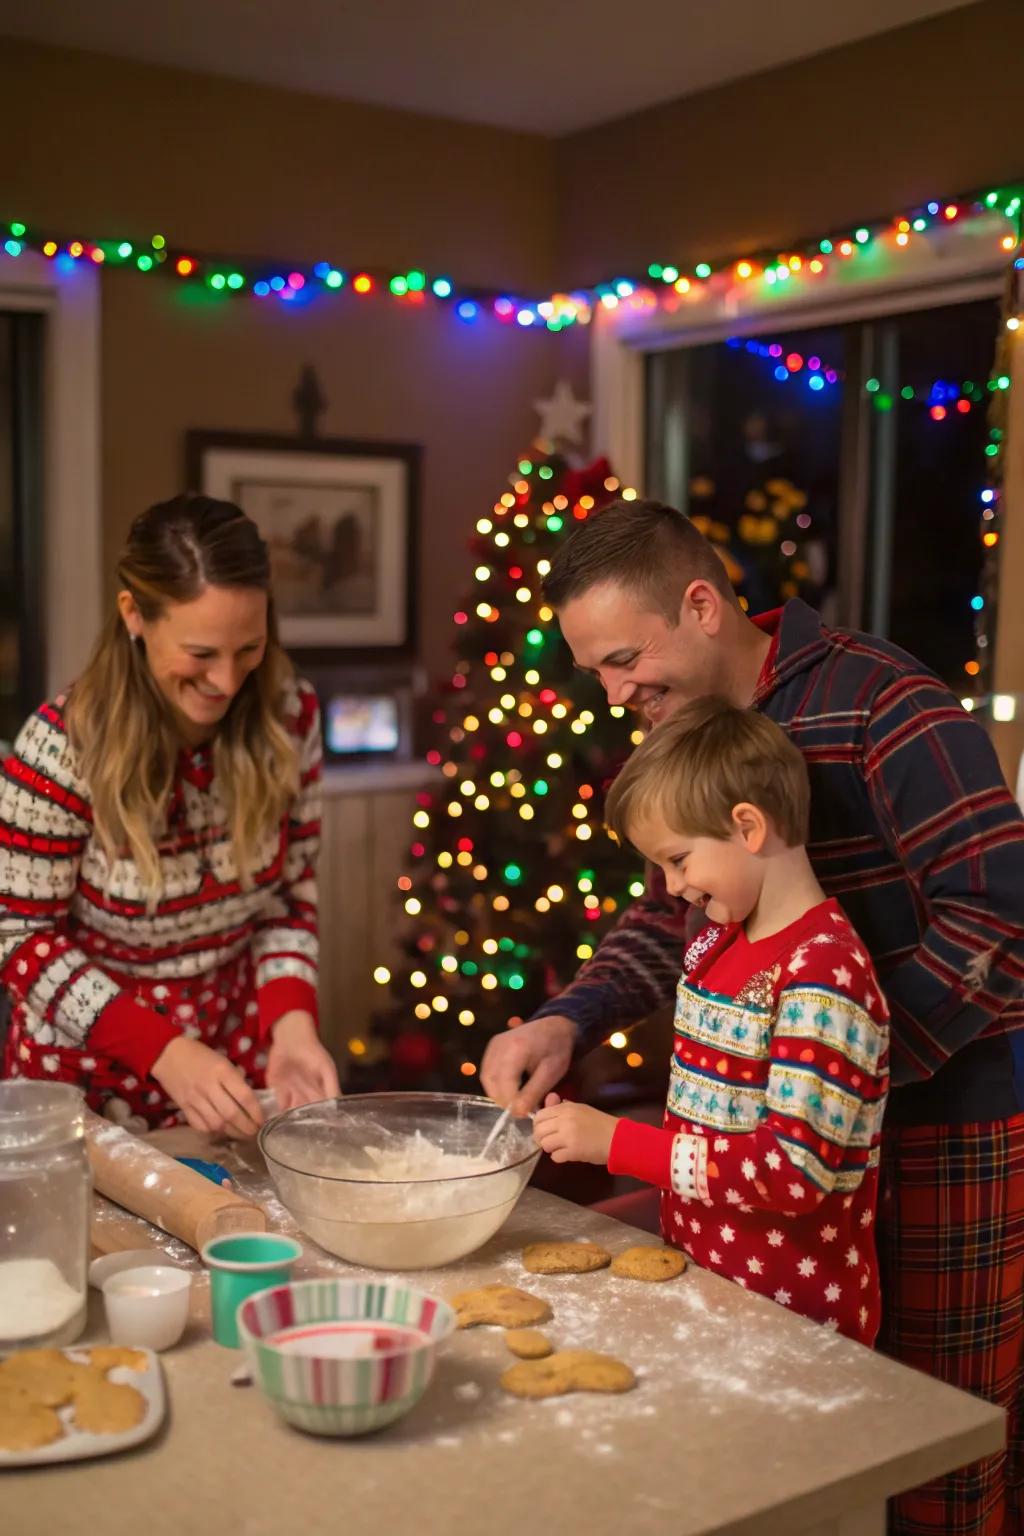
0, 1345, 165, 1467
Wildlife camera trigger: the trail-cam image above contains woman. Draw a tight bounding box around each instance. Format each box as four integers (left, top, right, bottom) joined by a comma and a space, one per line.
0, 494, 338, 1136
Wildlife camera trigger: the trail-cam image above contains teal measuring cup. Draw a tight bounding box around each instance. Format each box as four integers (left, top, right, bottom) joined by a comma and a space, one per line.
202, 1232, 303, 1348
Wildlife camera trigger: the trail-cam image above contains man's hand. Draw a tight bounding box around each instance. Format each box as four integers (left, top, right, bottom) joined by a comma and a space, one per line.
151, 1037, 264, 1139
479, 1015, 576, 1116
533, 1094, 617, 1165
266, 1011, 340, 1111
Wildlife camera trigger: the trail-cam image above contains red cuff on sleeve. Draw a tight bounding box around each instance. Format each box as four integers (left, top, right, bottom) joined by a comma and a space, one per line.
608, 1118, 675, 1189
257, 977, 320, 1042
88, 994, 182, 1078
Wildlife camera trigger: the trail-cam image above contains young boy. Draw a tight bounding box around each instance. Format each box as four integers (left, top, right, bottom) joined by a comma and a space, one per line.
533, 696, 890, 1344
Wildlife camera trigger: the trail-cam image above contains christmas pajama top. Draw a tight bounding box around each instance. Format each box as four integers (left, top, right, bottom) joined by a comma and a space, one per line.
609, 898, 890, 1343
0, 679, 321, 1129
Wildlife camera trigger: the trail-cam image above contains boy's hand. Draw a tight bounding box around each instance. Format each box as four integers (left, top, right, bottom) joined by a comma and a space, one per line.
533, 1094, 617, 1165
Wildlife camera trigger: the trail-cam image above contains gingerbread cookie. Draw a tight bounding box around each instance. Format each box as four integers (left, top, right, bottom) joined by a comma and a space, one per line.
505, 1329, 554, 1360
522, 1241, 611, 1275
450, 1284, 552, 1330
71, 1379, 147, 1436
500, 1349, 636, 1399
86, 1346, 148, 1375
610, 1245, 687, 1282
0, 1348, 89, 1407
0, 1393, 64, 1452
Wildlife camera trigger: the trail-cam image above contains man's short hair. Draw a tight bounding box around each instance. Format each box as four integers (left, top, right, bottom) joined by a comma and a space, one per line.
543, 498, 736, 621
605, 696, 810, 849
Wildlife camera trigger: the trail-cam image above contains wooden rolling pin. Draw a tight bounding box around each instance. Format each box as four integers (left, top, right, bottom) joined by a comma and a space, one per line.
84, 1110, 267, 1252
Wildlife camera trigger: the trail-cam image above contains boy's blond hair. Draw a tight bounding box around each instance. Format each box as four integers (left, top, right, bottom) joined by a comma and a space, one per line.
605, 696, 810, 849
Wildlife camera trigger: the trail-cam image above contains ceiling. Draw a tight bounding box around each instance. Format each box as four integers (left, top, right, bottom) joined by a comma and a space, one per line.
0, 0, 978, 135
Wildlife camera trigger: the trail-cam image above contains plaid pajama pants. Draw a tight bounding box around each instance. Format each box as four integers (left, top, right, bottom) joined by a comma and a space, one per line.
595, 1113, 1024, 1533
877, 1115, 1024, 1536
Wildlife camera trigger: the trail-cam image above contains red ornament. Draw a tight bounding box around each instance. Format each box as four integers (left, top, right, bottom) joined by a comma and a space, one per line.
562, 456, 613, 508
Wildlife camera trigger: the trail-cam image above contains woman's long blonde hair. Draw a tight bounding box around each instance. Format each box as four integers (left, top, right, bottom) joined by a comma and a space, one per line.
65, 495, 301, 904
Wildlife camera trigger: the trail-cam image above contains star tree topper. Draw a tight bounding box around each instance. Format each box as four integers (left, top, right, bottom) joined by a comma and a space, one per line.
533, 379, 592, 447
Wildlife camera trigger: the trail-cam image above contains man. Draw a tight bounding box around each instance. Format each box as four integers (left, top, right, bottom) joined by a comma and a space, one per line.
481, 499, 1024, 1536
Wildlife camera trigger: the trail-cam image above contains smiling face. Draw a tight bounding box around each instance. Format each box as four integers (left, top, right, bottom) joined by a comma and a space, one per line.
119, 584, 268, 743
558, 578, 731, 727
628, 806, 766, 928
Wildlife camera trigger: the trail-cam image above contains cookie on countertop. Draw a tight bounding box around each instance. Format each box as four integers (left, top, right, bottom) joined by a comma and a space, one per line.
504, 1329, 554, 1359
610, 1245, 687, 1282
450, 1284, 552, 1330
501, 1349, 636, 1399
522, 1241, 611, 1275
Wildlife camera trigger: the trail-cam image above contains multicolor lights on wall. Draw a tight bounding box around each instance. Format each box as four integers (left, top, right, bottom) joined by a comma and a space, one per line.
3, 183, 1020, 332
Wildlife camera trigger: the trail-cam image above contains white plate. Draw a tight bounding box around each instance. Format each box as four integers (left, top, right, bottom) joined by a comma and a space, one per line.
0, 1347, 165, 1468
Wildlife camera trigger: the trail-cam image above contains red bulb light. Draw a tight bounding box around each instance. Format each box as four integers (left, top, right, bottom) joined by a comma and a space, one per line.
453, 611, 468, 625
956, 399, 971, 414
176, 258, 194, 276
930, 405, 947, 421
786, 353, 803, 373
506, 731, 523, 748
426, 750, 442, 766
354, 274, 373, 294
410, 842, 425, 858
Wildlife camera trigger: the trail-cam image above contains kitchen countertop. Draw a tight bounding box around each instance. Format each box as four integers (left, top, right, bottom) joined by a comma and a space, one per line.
4, 1141, 1004, 1536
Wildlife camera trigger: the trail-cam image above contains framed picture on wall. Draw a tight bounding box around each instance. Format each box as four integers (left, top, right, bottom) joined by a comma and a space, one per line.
186, 431, 420, 658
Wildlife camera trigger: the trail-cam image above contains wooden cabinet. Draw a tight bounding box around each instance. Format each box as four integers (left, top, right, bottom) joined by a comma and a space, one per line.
316, 765, 434, 1066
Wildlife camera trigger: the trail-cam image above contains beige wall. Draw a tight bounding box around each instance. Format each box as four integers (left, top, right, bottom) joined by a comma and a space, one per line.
555, 0, 1024, 283
1, 40, 587, 681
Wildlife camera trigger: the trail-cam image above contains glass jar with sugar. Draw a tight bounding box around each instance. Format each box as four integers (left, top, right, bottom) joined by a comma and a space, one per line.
0, 1082, 90, 1349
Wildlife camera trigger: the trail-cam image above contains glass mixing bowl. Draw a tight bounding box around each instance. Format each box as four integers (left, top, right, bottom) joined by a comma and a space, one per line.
258, 1093, 539, 1270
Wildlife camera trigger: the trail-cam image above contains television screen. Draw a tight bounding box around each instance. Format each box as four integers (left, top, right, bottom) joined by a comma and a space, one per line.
324, 694, 400, 755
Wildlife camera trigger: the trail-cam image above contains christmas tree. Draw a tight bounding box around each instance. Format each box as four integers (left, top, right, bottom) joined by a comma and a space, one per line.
358, 426, 646, 1092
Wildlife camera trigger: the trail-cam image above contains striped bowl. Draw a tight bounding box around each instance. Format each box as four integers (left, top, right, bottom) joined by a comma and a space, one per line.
237, 1278, 456, 1436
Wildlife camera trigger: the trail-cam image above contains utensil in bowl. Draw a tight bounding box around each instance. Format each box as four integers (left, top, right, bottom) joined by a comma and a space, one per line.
258, 1092, 539, 1270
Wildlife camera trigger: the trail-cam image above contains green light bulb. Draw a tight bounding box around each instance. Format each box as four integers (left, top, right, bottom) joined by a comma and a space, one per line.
526, 629, 543, 646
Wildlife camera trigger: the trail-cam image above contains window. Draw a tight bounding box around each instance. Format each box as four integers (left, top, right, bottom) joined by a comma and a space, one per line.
645, 296, 1000, 690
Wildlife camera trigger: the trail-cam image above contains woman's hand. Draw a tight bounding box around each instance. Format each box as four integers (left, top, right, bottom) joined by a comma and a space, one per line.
532, 1093, 618, 1165
151, 1037, 264, 1139
266, 1011, 340, 1111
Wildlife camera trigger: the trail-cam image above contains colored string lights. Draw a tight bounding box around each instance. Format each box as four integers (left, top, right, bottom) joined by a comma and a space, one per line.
3, 183, 1020, 332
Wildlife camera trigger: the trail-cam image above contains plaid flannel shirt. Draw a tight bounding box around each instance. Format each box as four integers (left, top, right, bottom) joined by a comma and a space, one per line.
533, 599, 1024, 1126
